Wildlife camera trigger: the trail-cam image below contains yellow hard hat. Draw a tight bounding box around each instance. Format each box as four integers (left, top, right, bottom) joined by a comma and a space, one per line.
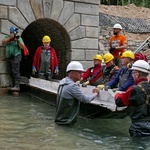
103, 53, 114, 63
121, 50, 135, 59
93, 54, 102, 61
42, 35, 51, 43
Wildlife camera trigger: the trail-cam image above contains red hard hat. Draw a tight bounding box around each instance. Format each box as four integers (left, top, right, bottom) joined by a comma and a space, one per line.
135, 53, 148, 62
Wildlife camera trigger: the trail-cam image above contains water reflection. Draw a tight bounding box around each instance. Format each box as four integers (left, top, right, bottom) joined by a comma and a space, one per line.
0, 93, 149, 150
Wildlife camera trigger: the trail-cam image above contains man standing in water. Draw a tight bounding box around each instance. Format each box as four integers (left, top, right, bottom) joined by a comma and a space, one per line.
55, 61, 99, 126
115, 60, 150, 137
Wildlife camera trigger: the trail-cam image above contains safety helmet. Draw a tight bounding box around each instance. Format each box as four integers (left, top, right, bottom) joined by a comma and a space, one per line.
10, 26, 18, 33
66, 61, 85, 72
93, 54, 102, 61
113, 24, 122, 30
121, 50, 135, 60
131, 60, 150, 73
135, 53, 148, 62
103, 53, 114, 63
42, 35, 51, 43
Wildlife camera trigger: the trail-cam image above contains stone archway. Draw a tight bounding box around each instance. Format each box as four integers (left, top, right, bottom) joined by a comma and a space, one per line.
21, 18, 71, 79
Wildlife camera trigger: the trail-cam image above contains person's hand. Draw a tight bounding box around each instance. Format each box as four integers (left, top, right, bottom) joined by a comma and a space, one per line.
54, 67, 59, 75
10, 33, 15, 40
32, 66, 37, 75
92, 88, 99, 96
97, 84, 105, 90
109, 47, 116, 53
82, 81, 89, 87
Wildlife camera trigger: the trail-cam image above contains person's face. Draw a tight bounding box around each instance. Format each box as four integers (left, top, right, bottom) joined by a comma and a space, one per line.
132, 70, 139, 81
105, 60, 113, 67
72, 70, 83, 82
121, 57, 130, 66
94, 59, 101, 65
113, 28, 121, 35
43, 42, 50, 49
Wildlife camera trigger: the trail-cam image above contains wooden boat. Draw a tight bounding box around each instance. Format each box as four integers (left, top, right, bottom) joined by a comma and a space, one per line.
24, 77, 127, 119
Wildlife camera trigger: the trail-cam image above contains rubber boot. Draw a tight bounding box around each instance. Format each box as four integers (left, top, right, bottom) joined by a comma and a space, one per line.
10, 79, 20, 91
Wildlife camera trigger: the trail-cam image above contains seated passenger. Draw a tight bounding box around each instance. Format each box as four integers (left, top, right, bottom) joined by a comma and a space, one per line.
99, 50, 135, 91
102, 52, 119, 84
80, 54, 103, 86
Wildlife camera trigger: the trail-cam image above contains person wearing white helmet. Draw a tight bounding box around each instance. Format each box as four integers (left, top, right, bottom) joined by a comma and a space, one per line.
115, 60, 150, 137
32, 35, 59, 80
55, 61, 99, 126
109, 23, 127, 67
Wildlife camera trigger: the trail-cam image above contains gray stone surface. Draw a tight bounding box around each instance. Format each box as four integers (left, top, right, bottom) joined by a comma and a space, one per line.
75, 3, 99, 15
99, 42, 105, 51
72, 38, 98, 49
0, 6, 7, 18
86, 27, 99, 38
81, 14, 99, 27
66, 0, 99, 4
0, 34, 6, 46
71, 49, 85, 60
58, 1, 74, 25
69, 26, 85, 40
18, 0, 36, 23
30, 0, 43, 19
0, 61, 8, 74
0, 0, 16, 6
1, 20, 16, 35
9, 7, 28, 29
0, 46, 6, 61
51, 0, 63, 20
81, 61, 93, 70
43, 0, 53, 18
64, 14, 80, 32
0, 74, 11, 87
86, 50, 98, 60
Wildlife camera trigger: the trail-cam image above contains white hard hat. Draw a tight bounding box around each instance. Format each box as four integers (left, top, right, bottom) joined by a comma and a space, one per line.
66, 61, 85, 72
113, 24, 122, 30
131, 60, 150, 73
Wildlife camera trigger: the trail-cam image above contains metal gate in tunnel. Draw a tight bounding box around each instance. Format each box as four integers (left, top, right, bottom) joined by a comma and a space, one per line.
20, 18, 71, 79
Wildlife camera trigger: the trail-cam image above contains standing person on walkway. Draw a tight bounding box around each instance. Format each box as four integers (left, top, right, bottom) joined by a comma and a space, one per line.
32, 35, 59, 80
80, 54, 103, 86
109, 23, 127, 67
115, 60, 150, 137
2, 26, 25, 91
104, 50, 135, 91
55, 61, 99, 126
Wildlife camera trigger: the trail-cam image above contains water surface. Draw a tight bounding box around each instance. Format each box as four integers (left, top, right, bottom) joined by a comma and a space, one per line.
0, 93, 149, 150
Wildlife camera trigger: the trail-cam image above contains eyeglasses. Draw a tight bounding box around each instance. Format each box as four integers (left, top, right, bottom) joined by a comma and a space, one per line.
132, 71, 139, 74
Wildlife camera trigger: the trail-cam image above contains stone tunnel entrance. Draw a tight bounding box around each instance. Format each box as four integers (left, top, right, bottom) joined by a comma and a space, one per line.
20, 18, 71, 79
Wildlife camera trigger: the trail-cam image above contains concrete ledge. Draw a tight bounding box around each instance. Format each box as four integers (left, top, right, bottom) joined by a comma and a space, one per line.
0, 88, 9, 95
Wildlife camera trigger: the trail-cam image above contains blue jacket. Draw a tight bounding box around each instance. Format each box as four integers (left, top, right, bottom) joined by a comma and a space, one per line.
106, 66, 134, 91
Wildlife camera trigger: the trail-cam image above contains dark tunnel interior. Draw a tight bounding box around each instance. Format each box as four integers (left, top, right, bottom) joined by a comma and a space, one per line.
20, 18, 71, 79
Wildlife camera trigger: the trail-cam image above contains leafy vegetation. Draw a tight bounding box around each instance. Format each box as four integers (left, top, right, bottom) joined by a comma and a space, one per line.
100, 0, 150, 8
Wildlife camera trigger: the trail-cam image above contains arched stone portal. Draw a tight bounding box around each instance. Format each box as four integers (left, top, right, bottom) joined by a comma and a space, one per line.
21, 18, 71, 79
0, 0, 99, 87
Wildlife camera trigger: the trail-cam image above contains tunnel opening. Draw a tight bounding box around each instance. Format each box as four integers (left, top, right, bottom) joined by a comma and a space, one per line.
21, 18, 71, 79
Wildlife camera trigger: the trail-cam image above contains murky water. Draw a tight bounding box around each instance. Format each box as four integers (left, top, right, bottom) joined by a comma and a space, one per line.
0, 93, 150, 150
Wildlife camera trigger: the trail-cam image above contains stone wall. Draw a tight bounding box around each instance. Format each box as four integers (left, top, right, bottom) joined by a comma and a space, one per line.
0, 0, 100, 72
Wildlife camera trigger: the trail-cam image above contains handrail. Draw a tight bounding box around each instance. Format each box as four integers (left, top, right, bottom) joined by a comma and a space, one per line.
134, 36, 150, 53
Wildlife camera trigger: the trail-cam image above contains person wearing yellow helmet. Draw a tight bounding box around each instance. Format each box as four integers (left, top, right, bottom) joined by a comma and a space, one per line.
80, 54, 103, 86
101, 52, 119, 84
103, 50, 135, 91
32, 35, 59, 80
